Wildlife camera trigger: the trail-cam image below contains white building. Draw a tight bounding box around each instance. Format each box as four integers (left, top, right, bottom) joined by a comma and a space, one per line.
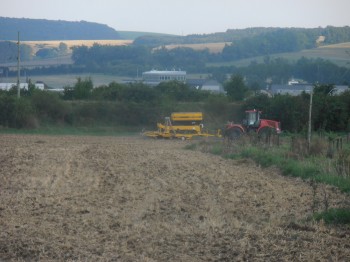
270, 84, 349, 96
0, 82, 44, 91
201, 80, 225, 93
142, 70, 186, 86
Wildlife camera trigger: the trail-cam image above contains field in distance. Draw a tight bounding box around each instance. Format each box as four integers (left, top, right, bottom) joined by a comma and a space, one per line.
0, 40, 134, 68
207, 42, 350, 68
22, 39, 133, 54
154, 42, 230, 54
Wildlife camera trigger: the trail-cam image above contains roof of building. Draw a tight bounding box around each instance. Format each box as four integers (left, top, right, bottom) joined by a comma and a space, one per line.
269, 84, 349, 96
143, 70, 186, 75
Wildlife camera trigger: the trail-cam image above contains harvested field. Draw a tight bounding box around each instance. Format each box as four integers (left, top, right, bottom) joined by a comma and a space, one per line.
0, 135, 349, 261
21, 40, 133, 53
154, 42, 230, 54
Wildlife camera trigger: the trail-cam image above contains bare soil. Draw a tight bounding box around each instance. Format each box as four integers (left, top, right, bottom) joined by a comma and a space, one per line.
0, 135, 349, 261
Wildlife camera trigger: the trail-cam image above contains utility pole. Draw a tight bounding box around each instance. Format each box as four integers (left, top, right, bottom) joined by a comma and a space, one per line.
17, 31, 20, 98
307, 86, 313, 153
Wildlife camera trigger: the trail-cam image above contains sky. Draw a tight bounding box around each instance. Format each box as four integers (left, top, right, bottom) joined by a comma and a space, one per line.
1, 0, 350, 35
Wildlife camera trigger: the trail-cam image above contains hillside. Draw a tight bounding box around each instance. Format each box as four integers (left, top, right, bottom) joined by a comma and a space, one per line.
207, 42, 350, 68
0, 17, 121, 40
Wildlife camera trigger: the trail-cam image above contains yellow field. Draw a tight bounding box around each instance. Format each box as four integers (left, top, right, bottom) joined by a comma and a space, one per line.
154, 42, 230, 54
19, 39, 133, 54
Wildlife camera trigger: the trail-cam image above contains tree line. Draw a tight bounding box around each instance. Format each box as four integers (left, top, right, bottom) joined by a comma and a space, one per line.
0, 77, 349, 134
134, 26, 350, 47
69, 44, 350, 85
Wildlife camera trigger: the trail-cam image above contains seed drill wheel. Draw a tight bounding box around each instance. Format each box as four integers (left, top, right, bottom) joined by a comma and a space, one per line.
225, 127, 243, 141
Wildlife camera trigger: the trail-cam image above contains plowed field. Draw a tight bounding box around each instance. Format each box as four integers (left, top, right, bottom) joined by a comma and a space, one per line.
0, 135, 349, 261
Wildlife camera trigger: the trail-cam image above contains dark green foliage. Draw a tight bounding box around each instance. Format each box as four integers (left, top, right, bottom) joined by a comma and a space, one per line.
312, 84, 350, 132
242, 85, 350, 133
120, 83, 158, 103
224, 75, 249, 101
12, 98, 37, 128
314, 208, 350, 224
295, 57, 350, 84
222, 28, 317, 60
0, 93, 16, 127
0, 17, 120, 40
31, 90, 67, 124
134, 27, 350, 47
0, 41, 32, 63
91, 82, 125, 101
36, 48, 58, 59
1, 77, 350, 136
221, 27, 350, 61
155, 81, 208, 102
152, 47, 208, 71
64, 77, 93, 100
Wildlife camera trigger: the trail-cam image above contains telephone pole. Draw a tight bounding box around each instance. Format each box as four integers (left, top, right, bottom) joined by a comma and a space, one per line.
307, 86, 313, 153
17, 31, 20, 98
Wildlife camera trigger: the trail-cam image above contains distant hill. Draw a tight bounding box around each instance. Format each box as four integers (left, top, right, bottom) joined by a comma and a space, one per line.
134, 26, 350, 48
118, 31, 178, 40
0, 17, 121, 40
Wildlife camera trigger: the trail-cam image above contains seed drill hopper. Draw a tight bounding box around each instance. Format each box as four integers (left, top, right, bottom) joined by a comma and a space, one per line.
143, 112, 221, 140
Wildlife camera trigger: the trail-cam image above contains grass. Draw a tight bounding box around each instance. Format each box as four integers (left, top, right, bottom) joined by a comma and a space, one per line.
314, 208, 350, 225
231, 144, 350, 193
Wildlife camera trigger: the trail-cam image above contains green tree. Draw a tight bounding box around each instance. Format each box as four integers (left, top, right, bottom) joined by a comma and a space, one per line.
31, 90, 67, 123
35, 48, 58, 58
224, 74, 249, 101
73, 77, 93, 100
58, 42, 68, 54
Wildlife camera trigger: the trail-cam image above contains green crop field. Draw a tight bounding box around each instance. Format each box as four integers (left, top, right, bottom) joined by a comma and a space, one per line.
208, 42, 350, 68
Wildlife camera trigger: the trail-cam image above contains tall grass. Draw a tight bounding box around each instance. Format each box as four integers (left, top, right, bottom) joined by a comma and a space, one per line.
314, 208, 350, 224
238, 146, 350, 192
189, 136, 350, 193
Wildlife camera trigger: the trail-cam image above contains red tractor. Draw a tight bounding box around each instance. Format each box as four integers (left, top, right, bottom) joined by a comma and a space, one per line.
224, 109, 281, 140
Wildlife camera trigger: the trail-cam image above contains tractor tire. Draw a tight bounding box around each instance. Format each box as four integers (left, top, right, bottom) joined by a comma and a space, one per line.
225, 127, 243, 141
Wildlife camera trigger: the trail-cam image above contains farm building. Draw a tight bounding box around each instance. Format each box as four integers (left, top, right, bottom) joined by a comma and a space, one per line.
201, 79, 225, 93
0, 82, 45, 91
269, 84, 349, 96
186, 79, 225, 94
142, 70, 186, 86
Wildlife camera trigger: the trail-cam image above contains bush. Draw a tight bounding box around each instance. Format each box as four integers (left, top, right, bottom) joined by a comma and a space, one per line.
12, 98, 37, 128
31, 90, 67, 124
0, 94, 15, 127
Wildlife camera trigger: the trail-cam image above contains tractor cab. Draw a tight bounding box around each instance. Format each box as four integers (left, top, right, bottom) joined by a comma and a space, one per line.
243, 109, 261, 129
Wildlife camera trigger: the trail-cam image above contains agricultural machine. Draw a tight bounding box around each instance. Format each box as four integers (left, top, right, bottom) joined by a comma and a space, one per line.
224, 109, 281, 140
143, 112, 221, 140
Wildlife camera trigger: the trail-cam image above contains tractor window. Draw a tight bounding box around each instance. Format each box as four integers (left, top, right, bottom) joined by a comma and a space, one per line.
247, 112, 257, 125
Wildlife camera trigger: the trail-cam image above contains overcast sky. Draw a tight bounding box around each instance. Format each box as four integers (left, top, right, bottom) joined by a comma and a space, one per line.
1, 0, 349, 35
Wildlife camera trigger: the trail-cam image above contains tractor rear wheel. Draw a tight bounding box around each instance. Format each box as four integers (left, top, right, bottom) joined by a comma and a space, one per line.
225, 127, 243, 141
